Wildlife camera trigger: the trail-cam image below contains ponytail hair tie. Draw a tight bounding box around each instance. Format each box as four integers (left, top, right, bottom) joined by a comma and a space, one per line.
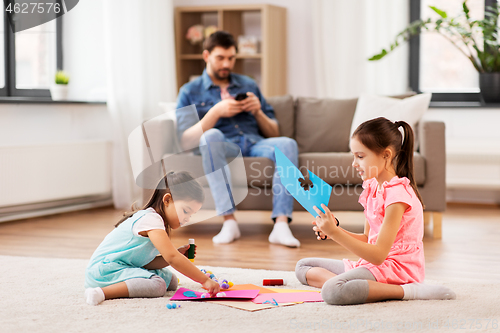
394, 121, 404, 128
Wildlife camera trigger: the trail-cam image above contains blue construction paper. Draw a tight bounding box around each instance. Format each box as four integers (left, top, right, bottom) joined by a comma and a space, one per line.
275, 147, 332, 217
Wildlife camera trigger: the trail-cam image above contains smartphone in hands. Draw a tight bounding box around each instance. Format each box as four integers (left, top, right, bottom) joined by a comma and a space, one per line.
234, 93, 248, 101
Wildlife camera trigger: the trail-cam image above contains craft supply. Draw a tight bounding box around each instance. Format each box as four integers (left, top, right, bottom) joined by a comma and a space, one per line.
166, 303, 181, 309
315, 217, 340, 240
274, 147, 332, 217
252, 292, 324, 304
188, 238, 195, 262
220, 279, 230, 289
171, 287, 259, 301
199, 269, 233, 290
263, 278, 287, 286
262, 298, 279, 306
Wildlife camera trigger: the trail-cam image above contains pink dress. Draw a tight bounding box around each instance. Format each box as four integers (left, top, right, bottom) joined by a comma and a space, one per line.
343, 176, 425, 284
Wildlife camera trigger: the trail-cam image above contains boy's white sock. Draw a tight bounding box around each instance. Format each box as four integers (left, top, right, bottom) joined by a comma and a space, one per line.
212, 219, 240, 244
85, 287, 105, 305
401, 283, 456, 300
268, 221, 301, 248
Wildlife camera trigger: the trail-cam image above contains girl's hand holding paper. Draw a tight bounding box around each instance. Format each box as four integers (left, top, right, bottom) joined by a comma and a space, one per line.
313, 204, 340, 239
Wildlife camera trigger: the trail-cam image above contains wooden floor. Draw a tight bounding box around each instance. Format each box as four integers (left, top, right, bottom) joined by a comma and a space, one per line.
0, 204, 499, 282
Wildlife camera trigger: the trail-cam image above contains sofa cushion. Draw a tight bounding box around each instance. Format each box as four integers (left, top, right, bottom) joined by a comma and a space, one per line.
298, 152, 426, 186
350, 93, 431, 151
295, 97, 358, 153
266, 95, 295, 138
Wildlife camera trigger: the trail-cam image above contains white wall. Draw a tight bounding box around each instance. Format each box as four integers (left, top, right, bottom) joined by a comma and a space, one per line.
0, 103, 111, 146
173, 0, 316, 98
423, 108, 500, 204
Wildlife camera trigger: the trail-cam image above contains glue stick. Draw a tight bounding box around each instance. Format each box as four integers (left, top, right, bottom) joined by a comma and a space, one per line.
263, 278, 287, 286
188, 239, 195, 262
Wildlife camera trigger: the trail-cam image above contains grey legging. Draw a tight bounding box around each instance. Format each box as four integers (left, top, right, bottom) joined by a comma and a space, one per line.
295, 258, 376, 305
125, 273, 178, 298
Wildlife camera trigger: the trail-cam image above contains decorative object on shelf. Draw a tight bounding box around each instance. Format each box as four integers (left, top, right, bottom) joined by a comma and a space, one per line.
186, 24, 204, 45
186, 24, 219, 46
369, 1, 500, 103
204, 25, 218, 39
50, 70, 70, 101
238, 35, 259, 55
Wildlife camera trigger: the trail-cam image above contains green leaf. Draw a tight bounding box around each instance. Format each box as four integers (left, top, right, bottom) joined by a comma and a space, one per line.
429, 6, 447, 19
463, 1, 470, 19
368, 49, 388, 61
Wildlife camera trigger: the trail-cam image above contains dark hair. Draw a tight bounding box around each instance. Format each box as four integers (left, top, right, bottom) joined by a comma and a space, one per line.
203, 30, 238, 53
352, 117, 424, 207
115, 171, 205, 232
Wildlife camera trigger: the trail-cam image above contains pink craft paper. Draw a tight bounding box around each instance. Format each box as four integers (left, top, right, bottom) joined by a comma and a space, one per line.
170, 287, 260, 301
251, 292, 323, 304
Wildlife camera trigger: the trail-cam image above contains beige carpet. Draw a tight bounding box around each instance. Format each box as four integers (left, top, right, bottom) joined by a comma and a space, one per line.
1, 255, 499, 333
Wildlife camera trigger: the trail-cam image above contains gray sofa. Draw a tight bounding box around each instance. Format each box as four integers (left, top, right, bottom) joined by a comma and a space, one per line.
144, 95, 445, 238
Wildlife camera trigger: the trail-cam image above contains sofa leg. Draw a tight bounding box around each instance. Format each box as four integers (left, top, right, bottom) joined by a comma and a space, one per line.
432, 212, 442, 239
423, 212, 442, 239
423, 212, 431, 226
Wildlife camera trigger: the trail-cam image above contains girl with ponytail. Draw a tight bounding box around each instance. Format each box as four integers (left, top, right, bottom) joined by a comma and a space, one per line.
84, 171, 220, 305
296, 117, 455, 305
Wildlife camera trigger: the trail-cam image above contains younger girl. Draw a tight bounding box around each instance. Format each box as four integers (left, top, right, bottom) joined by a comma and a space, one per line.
295, 117, 455, 305
84, 171, 220, 305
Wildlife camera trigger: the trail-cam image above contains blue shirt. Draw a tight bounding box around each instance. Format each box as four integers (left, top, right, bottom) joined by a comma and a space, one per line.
175, 69, 276, 143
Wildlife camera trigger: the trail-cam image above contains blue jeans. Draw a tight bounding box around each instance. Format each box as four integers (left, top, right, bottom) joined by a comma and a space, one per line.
199, 128, 299, 221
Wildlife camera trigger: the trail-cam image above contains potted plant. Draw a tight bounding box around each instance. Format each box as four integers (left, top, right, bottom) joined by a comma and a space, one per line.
50, 70, 70, 101
369, 1, 500, 103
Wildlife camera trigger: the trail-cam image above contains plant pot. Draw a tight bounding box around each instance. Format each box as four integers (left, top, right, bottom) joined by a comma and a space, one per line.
479, 73, 500, 104
50, 84, 69, 101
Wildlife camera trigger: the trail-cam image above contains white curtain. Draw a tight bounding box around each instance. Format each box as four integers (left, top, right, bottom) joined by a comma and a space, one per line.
103, 0, 177, 209
312, 0, 410, 99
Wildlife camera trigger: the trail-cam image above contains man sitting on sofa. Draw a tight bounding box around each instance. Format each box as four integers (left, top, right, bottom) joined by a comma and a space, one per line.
176, 31, 300, 247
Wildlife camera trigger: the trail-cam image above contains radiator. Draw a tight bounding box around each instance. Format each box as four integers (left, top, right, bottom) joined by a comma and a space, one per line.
0, 141, 112, 208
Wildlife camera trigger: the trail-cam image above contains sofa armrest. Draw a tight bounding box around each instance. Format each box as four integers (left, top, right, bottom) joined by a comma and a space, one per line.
140, 116, 176, 205
142, 115, 177, 157
418, 120, 446, 212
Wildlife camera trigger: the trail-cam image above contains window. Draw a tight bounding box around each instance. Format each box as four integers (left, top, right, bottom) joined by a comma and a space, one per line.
410, 0, 497, 102
1, 4, 62, 98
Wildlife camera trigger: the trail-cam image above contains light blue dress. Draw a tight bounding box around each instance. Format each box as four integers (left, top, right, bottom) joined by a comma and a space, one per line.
84, 209, 173, 288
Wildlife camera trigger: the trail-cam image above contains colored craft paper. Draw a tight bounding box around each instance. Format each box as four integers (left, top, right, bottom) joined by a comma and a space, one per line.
266, 288, 321, 294
275, 147, 332, 217
170, 287, 259, 301
228, 284, 277, 294
209, 300, 297, 312
252, 292, 324, 304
